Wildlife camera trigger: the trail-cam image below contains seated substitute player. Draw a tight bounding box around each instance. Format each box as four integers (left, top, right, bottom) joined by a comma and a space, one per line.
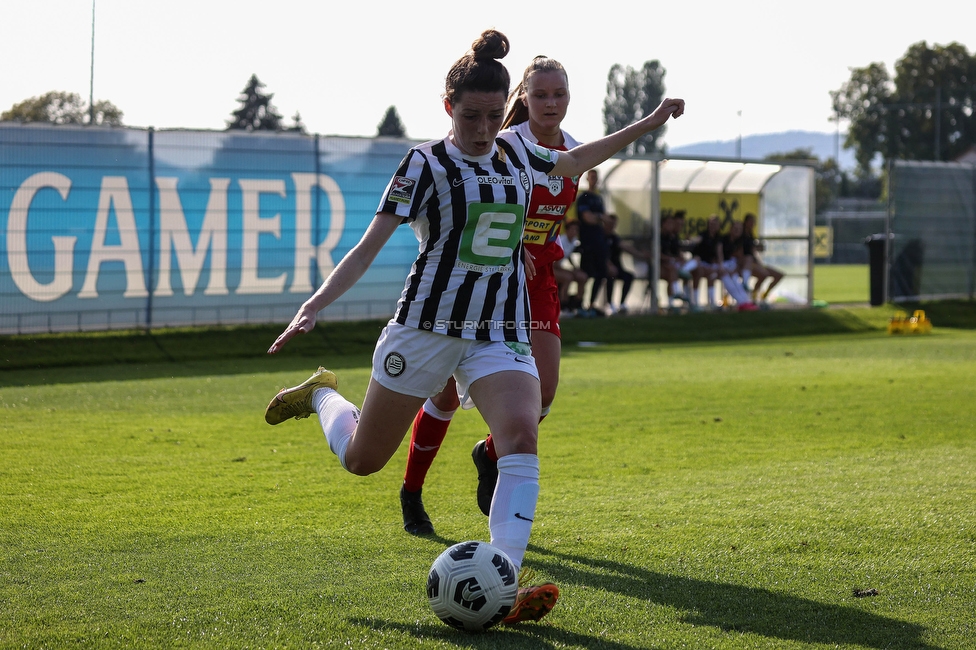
742, 212, 784, 306
603, 213, 642, 314
687, 215, 724, 311
555, 219, 588, 314
719, 219, 759, 311
659, 213, 689, 310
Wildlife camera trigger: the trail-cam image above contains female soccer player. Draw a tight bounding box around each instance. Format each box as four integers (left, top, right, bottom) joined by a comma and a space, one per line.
399, 55, 583, 536
741, 212, 784, 306
264, 29, 684, 624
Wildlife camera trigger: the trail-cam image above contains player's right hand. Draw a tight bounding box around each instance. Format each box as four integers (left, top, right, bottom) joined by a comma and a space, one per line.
267, 306, 317, 354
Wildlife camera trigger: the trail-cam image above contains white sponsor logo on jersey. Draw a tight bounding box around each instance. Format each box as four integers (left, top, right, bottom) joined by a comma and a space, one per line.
536, 205, 567, 216
477, 176, 515, 186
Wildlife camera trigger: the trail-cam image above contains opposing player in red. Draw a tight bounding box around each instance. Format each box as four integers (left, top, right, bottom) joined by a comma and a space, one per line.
398, 55, 579, 530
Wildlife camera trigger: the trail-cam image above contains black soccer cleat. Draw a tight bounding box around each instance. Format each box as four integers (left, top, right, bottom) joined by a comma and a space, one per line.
471, 439, 498, 517
400, 485, 434, 536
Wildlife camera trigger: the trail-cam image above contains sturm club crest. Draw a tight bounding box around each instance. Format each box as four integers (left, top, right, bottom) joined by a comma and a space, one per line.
547, 175, 563, 196
384, 352, 406, 377
519, 169, 531, 194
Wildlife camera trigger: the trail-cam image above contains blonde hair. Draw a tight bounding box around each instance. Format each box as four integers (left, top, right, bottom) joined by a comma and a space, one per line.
502, 55, 568, 129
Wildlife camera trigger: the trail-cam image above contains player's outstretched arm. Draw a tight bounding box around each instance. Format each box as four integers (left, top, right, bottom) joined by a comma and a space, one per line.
267, 213, 400, 354
553, 98, 685, 179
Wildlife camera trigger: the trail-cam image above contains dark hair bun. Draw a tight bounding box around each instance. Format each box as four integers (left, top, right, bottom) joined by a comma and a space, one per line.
471, 29, 509, 61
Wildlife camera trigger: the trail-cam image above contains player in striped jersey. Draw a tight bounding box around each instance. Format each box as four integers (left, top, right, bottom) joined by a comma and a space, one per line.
399, 55, 580, 540
264, 29, 684, 625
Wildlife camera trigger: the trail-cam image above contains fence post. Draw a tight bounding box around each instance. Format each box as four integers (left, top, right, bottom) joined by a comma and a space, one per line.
883, 160, 892, 305
970, 166, 976, 300
146, 127, 156, 330
313, 133, 322, 289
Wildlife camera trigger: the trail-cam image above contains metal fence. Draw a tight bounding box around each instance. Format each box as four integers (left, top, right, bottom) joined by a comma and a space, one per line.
886, 160, 976, 302
1, 124, 420, 334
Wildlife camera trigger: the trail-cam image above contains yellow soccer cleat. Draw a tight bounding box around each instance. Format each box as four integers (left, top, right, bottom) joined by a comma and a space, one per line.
501, 569, 559, 625
264, 367, 338, 425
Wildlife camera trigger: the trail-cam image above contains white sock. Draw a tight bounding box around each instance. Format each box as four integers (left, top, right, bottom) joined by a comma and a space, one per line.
312, 388, 359, 471
422, 398, 455, 421
707, 286, 715, 305
741, 269, 752, 285
722, 274, 751, 304
489, 454, 540, 571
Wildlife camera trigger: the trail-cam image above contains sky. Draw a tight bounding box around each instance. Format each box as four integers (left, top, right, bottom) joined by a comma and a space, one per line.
2, 1, 974, 150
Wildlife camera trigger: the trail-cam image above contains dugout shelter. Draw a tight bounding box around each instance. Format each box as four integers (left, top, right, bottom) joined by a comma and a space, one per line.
592, 155, 816, 312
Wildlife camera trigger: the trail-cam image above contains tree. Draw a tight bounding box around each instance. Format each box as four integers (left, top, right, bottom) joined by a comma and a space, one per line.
287, 111, 307, 134
1, 91, 123, 125
603, 60, 666, 155
376, 106, 406, 137
226, 74, 283, 131
831, 41, 976, 173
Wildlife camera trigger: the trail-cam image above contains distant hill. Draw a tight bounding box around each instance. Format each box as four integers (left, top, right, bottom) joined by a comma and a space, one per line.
669, 130, 856, 169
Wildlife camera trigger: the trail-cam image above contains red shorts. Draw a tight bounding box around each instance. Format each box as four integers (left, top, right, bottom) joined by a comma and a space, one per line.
528, 263, 561, 338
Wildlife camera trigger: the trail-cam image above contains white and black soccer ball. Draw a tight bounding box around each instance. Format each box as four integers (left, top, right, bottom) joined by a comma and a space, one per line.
427, 540, 518, 632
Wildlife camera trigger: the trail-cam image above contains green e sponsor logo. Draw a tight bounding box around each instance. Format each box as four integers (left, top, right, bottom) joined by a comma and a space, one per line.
459, 203, 525, 269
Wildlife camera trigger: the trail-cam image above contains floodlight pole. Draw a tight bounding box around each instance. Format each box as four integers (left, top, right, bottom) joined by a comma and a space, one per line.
736, 110, 742, 159
88, 0, 96, 125
832, 109, 840, 162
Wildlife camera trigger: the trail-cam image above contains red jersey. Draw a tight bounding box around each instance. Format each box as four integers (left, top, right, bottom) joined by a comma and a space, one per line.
508, 122, 582, 269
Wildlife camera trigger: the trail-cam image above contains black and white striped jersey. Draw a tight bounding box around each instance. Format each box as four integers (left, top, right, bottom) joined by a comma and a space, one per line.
378, 131, 559, 342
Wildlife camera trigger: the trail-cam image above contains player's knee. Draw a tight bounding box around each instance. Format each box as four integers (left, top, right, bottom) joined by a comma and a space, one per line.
541, 384, 558, 410
343, 454, 384, 476
507, 428, 538, 455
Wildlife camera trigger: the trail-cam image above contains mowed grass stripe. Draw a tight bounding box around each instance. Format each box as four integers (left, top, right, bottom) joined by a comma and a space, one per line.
1, 328, 974, 648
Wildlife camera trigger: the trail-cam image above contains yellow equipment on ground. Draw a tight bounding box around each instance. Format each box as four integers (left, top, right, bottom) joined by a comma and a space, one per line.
888, 310, 933, 335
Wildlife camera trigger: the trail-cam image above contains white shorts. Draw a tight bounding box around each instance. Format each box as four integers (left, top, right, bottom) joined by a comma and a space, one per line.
371, 321, 539, 407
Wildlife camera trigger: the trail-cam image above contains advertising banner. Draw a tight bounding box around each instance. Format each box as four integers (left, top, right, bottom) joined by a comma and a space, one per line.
0, 125, 418, 333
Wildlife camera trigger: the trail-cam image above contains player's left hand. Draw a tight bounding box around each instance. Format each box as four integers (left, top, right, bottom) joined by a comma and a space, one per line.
523, 248, 537, 281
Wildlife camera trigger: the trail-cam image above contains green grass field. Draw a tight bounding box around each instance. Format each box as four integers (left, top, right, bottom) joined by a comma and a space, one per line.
2, 305, 975, 649
814, 264, 869, 304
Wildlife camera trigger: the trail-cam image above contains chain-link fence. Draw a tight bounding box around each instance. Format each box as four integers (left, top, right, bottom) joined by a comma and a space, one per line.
887, 161, 976, 302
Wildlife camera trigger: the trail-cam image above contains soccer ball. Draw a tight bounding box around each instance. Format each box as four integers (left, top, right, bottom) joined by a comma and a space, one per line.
427, 541, 518, 632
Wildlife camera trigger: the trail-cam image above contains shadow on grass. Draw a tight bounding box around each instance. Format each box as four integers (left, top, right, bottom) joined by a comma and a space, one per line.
0, 351, 376, 388
519, 545, 941, 650
0, 318, 387, 374
1, 308, 889, 373
3, 301, 974, 386
347, 618, 649, 650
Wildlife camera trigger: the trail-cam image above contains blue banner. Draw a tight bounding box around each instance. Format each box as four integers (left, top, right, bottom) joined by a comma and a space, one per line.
0, 124, 420, 334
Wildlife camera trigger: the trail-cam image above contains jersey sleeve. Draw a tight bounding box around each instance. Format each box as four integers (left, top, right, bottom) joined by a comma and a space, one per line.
377, 148, 432, 222
500, 130, 558, 187
523, 139, 559, 184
